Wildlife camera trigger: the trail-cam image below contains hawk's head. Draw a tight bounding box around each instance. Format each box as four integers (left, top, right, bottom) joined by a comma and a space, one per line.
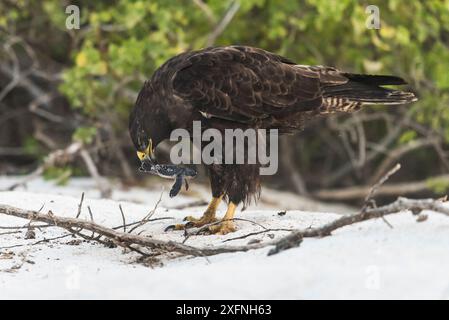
129, 81, 172, 163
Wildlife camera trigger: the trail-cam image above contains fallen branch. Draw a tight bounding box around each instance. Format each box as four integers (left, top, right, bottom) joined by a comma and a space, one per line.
313, 174, 449, 200
2, 163, 449, 258
0, 204, 268, 256
223, 228, 293, 243
1, 197, 448, 257
309, 197, 449, 236
4, 142, 82, 191
266, 164, 440, 254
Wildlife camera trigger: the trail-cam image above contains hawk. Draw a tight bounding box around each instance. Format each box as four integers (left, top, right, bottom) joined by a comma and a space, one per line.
129, 46, 417, 234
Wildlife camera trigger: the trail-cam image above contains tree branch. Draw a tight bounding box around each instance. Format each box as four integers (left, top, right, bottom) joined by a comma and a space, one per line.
206, 1, 240, 46
313, 175, 449, 200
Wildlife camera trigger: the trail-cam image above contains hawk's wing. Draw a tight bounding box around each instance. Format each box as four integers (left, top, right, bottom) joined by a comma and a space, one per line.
171, 46, 348, 124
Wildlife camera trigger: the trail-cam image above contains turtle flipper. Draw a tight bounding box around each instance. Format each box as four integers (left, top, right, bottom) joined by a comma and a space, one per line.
169, 175, 184, 198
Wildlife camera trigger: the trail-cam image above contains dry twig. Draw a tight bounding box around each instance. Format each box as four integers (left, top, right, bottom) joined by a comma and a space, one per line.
118, 204, 127, 233
127, 192, 164, 234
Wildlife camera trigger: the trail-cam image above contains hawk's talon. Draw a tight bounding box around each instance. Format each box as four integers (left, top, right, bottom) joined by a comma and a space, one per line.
165, 215, 219, 232
164, 224, 176, 232
184, 221, 196, 228
164, 222, 196, 232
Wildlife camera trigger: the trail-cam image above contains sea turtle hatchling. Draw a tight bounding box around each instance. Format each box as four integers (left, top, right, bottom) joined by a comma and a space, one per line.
139, 159, 197, 198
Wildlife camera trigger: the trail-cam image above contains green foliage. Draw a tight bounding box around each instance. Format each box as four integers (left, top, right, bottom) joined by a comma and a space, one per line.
426, 176, 449, 194
46, 0, 449, 144
43, 166, 73, 186
5, 1, 449, 125
4, 0, 449, 188
73, 126, 97, 145
23, 137, 42, 157
398, 130, 417, 145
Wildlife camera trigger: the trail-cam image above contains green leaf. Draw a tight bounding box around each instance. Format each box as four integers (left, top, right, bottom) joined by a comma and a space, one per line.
398, 130, 417, 145
426, 177, 449, 194
73, 126, 98, 145
43, 166, 73, 186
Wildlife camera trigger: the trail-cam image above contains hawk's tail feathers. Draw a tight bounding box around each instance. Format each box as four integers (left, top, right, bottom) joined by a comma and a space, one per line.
342, 73, 407, 86
323, 75, 417, 106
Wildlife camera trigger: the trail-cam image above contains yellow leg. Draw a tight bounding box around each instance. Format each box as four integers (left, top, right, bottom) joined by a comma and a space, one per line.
169, 196, 223, 231
208, 202, 237, 235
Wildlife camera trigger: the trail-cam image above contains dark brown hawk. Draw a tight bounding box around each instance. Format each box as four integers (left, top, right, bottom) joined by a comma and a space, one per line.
129, 46, 417, 234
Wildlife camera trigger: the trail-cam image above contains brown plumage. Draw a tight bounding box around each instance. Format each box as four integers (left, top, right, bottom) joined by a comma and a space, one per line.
129, 45, 417, 234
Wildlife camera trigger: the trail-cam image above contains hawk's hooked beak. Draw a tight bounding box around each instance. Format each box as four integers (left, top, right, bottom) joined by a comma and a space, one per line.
137, 139, 155, 162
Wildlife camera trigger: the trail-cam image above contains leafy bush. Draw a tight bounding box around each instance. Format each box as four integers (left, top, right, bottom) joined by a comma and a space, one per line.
2, 0, 449, 197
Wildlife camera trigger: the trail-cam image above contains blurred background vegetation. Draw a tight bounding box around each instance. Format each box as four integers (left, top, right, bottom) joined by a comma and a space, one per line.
1, 0, 449, 203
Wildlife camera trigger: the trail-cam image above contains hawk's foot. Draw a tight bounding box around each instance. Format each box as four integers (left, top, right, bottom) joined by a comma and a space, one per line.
164, 196, 222, 232
207, 220, 236, 235
206, 202, 238, 235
